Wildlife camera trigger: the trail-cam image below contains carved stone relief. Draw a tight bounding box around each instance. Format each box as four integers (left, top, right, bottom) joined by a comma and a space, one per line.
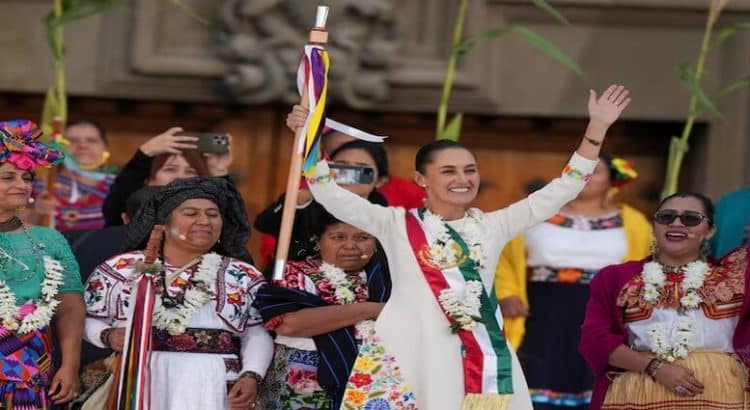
219, 0, 399, 108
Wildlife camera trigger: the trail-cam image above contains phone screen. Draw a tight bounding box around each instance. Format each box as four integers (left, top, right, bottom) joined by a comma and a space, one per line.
329, 164, 375, 185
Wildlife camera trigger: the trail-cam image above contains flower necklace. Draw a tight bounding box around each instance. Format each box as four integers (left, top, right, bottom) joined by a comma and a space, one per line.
422, 208, 486, 333
152, 253, 221, 335
0, 256, 65, 334
319, 262, 367, 305
439, 281, 483, 332
422, 208, 486, 271
641, 259, 710, 361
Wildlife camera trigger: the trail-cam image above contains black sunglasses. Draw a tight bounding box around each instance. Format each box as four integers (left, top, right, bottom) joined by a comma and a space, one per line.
653, 210, 707, 227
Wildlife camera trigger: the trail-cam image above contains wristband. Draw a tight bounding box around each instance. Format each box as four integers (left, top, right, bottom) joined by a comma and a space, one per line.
645, 357, 664, 380
239, 370, 263, 383
100, 327, 114, 348
583, 135, 603, 146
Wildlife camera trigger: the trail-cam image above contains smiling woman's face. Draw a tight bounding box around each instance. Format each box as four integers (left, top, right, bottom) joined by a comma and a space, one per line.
0, 162, 33, 212
653, 195, 715, 262
165, 198, 222, 252
414, 147, 479, 209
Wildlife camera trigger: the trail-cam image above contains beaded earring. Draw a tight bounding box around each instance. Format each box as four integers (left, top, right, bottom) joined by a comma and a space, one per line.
649, 239, 660, 258
700, 240, 712, 259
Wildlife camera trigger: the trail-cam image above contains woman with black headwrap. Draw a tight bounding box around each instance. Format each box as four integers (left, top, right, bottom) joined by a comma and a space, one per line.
83, 177, 273, 410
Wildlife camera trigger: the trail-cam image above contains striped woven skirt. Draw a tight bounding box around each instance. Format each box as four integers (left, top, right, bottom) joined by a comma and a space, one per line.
603, 351, 748, 409
0, 326, 56, 410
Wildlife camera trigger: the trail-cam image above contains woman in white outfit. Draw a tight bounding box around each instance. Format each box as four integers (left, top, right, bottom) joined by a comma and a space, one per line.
288, 84, 631, 410
83, 177, 273, 410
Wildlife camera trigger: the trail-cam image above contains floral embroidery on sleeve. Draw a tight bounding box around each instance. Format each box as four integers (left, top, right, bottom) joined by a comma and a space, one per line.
219, 259, 266, 330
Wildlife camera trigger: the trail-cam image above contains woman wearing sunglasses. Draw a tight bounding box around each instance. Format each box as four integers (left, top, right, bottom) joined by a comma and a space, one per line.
579, 192, 750, 409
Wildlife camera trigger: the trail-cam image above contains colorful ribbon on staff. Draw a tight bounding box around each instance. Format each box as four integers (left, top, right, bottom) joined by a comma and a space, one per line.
296, 44, 330, 177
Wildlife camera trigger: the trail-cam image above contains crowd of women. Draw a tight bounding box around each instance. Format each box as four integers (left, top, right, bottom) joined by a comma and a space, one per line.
0, 83, 747, 410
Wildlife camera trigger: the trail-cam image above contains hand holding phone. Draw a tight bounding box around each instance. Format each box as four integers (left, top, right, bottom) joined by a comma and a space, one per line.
175, 132, 229, 155
329, 163, 375, 185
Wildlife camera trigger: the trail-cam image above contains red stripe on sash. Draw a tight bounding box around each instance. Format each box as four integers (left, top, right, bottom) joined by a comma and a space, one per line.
404, 211, 485, 394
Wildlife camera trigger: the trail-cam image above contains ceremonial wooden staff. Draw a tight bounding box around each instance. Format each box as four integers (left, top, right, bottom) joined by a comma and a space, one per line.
272, 5, 330, 281
108, 225, 165, 410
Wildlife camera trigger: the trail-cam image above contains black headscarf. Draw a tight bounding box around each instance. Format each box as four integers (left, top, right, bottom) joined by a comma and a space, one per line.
124, 177, 253, 263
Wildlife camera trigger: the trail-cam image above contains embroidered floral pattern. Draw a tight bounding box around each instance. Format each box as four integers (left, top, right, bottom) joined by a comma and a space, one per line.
342, 320, 417, 410
260, 345, 331, 409
546, 212, 623, 230
563, 164, 592, 182
280, 260, 368, 306
617, 250, 748, 361
84, 251, 265, 334
151, 328, 239, 354
617, 249, 747, 312
529, 266, 598, 284
152, 253, 221, 335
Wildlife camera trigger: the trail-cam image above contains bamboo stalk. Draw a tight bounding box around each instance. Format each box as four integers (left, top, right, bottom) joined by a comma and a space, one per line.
660, 3, 723, 199
436, 0, 469, 138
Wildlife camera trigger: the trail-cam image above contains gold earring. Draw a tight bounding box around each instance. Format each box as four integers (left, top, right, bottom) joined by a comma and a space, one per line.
649, 239, 659, 257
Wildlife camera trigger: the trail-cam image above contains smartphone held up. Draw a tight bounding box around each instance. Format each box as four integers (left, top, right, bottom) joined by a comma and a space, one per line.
175, 131, 229, 155
329, 163, 375, 185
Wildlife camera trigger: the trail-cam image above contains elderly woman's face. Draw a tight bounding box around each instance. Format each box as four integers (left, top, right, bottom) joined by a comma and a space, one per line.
318, 222, 377, 272
166, 198, 222, 251
66, 123, 107, 168
0, 162, 33, 212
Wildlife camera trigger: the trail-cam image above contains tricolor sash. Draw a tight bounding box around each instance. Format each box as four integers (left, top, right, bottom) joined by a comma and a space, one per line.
405, 209, 513, 406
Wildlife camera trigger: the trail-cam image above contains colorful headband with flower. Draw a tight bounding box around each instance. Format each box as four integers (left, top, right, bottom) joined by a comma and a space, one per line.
0, 119, 64, 171
603, 155, 638, 187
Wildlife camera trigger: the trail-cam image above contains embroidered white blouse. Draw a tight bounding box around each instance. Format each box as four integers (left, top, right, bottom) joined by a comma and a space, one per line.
83, 251, 274, 410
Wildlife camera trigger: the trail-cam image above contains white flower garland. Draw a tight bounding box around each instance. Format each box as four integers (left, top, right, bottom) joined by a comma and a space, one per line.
423, 208, 486, 271
642, 260, 709, 361
646, 317, 694, 362
439, 280, 483, 332
152, 253, 221, 335
0, 256, 65, 334
319, 262, 366, 305
422, 209, 487, 332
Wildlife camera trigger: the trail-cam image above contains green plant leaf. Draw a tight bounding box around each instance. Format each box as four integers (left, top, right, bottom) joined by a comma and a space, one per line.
714, 74, 750, 99
677, 62, 722, 117
710, 22, 750, 50
167, 0, 211, 25
454, 26, 512, 56
60, 0, 122, 24
439, 113, 464, 141
512, 26, 583, 77
530, 0, 570, 25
